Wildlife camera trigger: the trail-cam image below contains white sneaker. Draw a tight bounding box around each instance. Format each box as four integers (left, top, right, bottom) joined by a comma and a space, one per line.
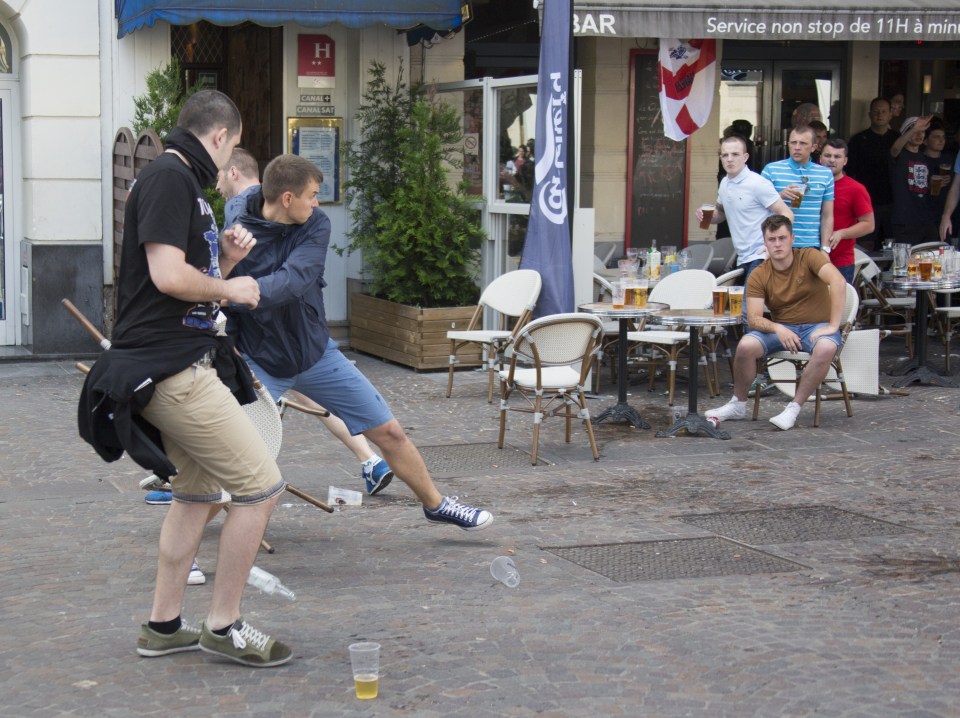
770, 402, 802, 431
188, 559, 206, 586
705, 398, 748, 422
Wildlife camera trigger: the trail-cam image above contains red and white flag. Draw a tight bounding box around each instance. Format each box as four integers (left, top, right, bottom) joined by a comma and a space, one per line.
658, 39, 717, 141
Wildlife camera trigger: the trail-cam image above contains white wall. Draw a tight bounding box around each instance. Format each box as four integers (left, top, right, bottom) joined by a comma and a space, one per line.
14, 0, 102, 244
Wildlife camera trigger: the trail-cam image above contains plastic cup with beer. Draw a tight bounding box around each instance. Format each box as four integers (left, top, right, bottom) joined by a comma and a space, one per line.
727, 286, 745, 315
611, 278, 626, 309
919, 256, 934, 281
931, 174, 944, 196
789, 183, 807, 209
349, 642, 381, 699
627, 277, 649, 308
907, 253, 919, 278
712, 286, 729, 315
699, 203, 716, 230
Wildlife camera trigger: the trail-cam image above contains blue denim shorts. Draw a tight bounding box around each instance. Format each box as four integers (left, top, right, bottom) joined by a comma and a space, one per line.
745, 322, 842, 355
243, 338, 395, 435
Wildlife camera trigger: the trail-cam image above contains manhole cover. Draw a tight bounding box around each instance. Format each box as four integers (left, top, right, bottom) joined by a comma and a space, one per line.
541, 537, 806, 582
417, 442, 547, 477
673, 505, 914, 545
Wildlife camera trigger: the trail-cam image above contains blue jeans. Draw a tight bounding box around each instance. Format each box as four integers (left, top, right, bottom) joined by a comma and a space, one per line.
745, 322, 842, 355
837, 263, 855, 284
243, 338, 395, 436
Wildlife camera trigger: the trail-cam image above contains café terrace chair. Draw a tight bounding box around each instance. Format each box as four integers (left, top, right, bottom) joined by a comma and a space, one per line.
700, 267, 745, 387
685, 243, 715, 271
855, 257, 915, 357
753, 283, 860, 428
626, 269, 716, 405
591, 273, 623, 392
497, 313, 604, 465
446, 269, 542, 403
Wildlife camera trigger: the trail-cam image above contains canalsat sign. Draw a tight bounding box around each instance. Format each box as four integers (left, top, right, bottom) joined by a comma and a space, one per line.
572, 8, 960, 41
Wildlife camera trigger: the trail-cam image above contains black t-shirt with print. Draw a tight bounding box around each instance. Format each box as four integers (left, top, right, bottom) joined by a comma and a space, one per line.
112, 148, 221, 348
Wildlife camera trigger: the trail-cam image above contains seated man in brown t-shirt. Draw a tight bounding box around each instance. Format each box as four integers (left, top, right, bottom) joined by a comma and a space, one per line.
706, 214, 847, 430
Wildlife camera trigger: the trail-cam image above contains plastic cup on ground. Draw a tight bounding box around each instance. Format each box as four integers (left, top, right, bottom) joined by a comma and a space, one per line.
349, 642, 381, 699
490, 556, 520, 588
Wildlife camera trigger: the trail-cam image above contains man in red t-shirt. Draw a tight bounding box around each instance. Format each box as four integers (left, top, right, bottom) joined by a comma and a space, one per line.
819, 138, 875, 283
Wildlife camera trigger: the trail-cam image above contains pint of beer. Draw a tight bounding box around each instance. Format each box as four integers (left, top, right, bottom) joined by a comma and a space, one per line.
699, 204, 716, 230
712, 287, 728, 315
931, 175, 944, 196
789, 184, 807, 209
727, 286, 744, 315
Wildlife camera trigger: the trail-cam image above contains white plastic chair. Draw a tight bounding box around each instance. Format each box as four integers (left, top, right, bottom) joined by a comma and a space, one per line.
446, 269, 542, 403
497, 313, 604, 465
626, 269, 716, 405
757, 283, 860, 427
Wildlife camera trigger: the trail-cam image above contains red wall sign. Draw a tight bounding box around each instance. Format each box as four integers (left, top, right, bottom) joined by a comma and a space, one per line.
298, 34, 335, 89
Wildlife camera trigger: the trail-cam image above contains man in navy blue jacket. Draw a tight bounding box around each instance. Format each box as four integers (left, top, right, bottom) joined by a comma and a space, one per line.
226, 154, 493, 530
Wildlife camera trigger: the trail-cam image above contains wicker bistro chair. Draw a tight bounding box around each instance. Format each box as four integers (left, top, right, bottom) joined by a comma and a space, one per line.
497, 313, 604, 465
685, 243, 715, 271
446, 269, 542, 403
856, 256, 915, 357
753, 283, 860, 427
700, 267, 745, 388
626, 269, 717, 405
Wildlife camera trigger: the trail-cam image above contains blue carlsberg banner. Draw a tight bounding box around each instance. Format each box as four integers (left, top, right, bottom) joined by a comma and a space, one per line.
520, 0, 574, 317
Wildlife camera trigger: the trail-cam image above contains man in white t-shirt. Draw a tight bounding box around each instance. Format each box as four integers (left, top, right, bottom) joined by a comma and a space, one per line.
699, 135, 794, 287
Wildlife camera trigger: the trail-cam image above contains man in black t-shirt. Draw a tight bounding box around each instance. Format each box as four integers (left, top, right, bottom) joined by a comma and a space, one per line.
112, 90, 292, 668
847, 97, 899, 249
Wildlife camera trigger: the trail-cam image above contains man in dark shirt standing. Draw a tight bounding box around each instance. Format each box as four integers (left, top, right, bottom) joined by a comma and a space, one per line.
112, 90, 292, 668
847, 97, 898, 249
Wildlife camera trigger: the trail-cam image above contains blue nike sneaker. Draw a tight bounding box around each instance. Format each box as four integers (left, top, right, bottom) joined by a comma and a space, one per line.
361, 458, 394, 496
144, 490, 172, 505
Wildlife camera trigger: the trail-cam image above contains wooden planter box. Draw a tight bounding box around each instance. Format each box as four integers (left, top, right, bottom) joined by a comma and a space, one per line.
348, 292, 481, 371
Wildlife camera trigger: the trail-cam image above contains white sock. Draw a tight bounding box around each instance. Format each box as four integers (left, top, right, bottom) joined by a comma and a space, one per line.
361, 455, 381, 468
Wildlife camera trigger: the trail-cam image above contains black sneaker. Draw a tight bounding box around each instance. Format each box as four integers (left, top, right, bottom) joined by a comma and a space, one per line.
136, 622, 201, 657
423, 496, 493, 531
199, 618, 292, 668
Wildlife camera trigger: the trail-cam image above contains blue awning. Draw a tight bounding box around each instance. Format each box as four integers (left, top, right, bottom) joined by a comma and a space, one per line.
115, 1, 467, 39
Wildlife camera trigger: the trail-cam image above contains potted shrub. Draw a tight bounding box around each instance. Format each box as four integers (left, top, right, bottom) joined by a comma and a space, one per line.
343, 61, 485, 370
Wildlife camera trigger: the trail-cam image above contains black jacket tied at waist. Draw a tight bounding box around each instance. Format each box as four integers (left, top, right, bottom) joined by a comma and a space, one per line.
77, 334, 256, 479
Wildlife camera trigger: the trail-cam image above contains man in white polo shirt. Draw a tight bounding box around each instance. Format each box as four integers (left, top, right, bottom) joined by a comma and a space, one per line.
700, 135, 794, 288
762, 126, 834, 250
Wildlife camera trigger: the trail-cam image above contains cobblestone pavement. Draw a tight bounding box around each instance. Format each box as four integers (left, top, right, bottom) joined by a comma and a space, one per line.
2, 338, 960, 717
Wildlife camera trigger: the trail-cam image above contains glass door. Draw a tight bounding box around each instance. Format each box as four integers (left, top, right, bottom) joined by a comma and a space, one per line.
0, 88, 14, 344
720, 60, 841, 168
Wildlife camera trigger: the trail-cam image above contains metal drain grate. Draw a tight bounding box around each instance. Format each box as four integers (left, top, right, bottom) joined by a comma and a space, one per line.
673, 505, 914, 545
542, 538, 806, 582
417, 442, 547, 477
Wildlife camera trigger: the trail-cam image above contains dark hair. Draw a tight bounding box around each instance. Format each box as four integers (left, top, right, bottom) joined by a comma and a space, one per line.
762, 214, 793, 236
809, 120, 828, 133
731, 119, 753, 138
719, 135, 748, 154
262, 154, 322, 203
177, 90, 241, 137
869, 96, 890, 112
227, 147, 259, 180
824, 137, 848, 154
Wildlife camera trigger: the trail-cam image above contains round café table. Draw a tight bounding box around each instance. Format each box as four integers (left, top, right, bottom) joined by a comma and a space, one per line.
648, 308, 743, 440
579, 301, 669, 429
881, 272, 960, 387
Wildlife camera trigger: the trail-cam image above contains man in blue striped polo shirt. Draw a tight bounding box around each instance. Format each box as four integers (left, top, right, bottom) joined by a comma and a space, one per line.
761, 126, 834, 250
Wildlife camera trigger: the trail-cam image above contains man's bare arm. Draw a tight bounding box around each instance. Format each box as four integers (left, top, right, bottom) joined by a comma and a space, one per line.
145, 242, 260, 308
